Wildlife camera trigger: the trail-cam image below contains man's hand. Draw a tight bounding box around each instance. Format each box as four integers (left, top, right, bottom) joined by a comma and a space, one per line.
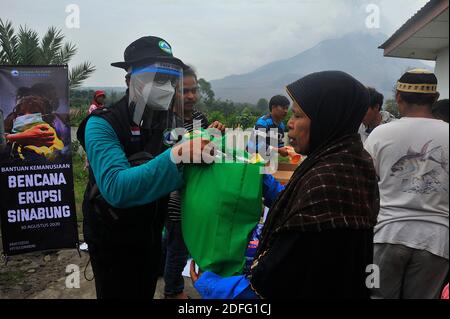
277, 146, 289, 157
6, 124, 55, 147
190, 260, 203, 285
171, 137, 216, 164
208, 121, 226, 132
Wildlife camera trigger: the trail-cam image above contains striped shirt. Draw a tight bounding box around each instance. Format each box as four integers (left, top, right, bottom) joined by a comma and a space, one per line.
167, 110, 208, 222
255, 114, 286, 148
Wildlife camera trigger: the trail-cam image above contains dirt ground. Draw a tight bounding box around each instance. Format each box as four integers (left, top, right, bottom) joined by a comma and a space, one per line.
0, 237, 200, 299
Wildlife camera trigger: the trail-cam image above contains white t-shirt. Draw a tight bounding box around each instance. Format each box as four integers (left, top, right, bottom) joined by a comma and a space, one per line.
364, 117, 449, 259
359, 111, 397, 144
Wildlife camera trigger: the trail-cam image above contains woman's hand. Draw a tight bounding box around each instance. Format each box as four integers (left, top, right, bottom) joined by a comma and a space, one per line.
6, 124, 55, 147
277, 146, 289, 157
190, 260, 203, 285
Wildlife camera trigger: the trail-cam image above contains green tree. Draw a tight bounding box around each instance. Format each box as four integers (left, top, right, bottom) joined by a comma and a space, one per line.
0, 19, 95, 89
256, 98, 269, 114
191, 77, 264, 128
208, 111, 226, 125
226, 113, 239, 128
198, 78, 215, 106
69, 89, 95, 107
236, 107, 257, 129
384, 99, 400, 118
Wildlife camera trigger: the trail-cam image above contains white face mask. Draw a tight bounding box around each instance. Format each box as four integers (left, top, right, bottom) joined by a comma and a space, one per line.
142, 80, 175, 111
12, 113, 45, 133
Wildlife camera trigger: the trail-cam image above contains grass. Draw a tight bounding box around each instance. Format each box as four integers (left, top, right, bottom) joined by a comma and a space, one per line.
0, 271, 25, 285
70, 108, 88, 127
71, 143, 88, 223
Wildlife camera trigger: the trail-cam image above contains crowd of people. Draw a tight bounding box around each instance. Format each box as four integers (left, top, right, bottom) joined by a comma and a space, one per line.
76, 35, 448, 299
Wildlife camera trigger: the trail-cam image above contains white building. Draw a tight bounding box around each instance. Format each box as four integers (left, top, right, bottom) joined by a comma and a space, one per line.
380, 0, 449, 98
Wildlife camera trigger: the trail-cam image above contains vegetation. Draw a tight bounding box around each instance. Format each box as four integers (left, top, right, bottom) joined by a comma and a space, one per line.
0, 19, 95, 89
71, 141, 88, 222
70, 89, 124, 108
384, 99, 400, 118
69, 107, 88, 127
69, 78, 273, 128
195, 78, 271, 129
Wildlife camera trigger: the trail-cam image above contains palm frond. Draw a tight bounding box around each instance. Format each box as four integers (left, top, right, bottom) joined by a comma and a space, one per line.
0, 21, 95, 87
17, 25, 40, 64
0, 19, 19, 64
54, 42, 77, 64
69, 62, 96, 89
39, 26, 64, 64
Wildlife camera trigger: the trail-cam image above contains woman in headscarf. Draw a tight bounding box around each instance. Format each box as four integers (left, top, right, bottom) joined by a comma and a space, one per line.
191, 71, 380, 299
88, 90, 106, 114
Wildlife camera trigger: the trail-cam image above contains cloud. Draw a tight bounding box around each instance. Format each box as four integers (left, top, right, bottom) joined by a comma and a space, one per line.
1, 0, 429, 86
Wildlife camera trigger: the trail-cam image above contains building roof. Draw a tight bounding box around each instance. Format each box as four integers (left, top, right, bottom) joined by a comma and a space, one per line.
380, 0, 449, 60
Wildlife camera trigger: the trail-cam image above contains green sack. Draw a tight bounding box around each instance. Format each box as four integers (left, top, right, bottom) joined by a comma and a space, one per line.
181, 146, 263, 277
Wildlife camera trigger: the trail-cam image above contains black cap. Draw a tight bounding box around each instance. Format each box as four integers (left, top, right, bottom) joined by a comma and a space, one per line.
111, 36, 184, 69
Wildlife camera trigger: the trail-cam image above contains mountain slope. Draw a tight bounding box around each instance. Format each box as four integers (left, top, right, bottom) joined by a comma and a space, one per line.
210, 32, 428, 103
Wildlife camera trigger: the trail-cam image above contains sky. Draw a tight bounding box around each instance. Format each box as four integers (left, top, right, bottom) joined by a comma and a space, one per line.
0, 0, 430, 86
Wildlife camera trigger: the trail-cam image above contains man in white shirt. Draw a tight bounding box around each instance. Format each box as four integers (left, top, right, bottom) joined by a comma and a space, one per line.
365, 69, 449, 299
359, 87, 396, 144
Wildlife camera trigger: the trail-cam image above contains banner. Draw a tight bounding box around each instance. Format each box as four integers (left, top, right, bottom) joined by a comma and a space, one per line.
0, 65, 79, 256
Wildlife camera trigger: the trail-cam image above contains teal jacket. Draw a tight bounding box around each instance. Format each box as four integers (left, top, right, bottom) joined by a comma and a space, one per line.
84, 116, 184, 209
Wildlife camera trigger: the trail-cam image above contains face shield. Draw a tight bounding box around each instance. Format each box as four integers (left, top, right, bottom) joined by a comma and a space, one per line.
128, 62, 183, 128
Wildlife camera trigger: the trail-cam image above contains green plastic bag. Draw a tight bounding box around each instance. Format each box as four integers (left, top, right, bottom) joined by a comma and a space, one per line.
181, 135, 263, 277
